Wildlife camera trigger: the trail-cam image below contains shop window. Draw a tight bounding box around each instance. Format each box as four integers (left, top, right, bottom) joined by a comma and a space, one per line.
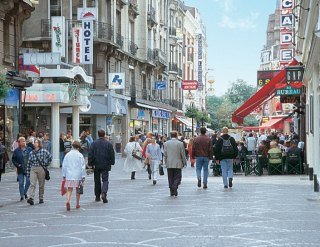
50, 0, 62, 16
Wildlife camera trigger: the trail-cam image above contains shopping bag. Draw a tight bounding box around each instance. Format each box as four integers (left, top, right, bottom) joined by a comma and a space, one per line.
61, 180, 67, 196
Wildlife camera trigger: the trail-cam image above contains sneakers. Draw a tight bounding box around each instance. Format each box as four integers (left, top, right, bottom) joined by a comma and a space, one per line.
197, 178, 201, 188
203, 184, 208, 189
27, 198, 34, 205
229, 178, 233, 188
101, 193, 108, 203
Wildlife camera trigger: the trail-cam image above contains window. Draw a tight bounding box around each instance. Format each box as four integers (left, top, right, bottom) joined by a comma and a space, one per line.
116, 10, 121, 34
115, 60, 121, 72
3, 17, 10, 61
50, 0, 62, 16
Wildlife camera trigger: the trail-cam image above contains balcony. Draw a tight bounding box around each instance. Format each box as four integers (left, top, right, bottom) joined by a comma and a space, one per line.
128, 0, 139, 18
170, 99, 183, 110
129, 40, 138, 56
187, 53, 194, 63
147, 48, 155, 64
169, 27, 176, 36
116, 33, 124, 49
154, 49, 167, 66
40, 19, 115, 44
178, 68, 183, 77
169, 62, 178, 73
142, 88, 149, 100
130, 84, 136, 98
147, 6, 157, 27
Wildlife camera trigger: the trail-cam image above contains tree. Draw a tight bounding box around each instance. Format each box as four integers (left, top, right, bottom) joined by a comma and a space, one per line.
196, 111, 211, 127
185, 105, 199, 137
226, 79, 256, 105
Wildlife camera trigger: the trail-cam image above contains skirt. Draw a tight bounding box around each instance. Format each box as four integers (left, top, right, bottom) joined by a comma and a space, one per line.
64, 180, 81, 188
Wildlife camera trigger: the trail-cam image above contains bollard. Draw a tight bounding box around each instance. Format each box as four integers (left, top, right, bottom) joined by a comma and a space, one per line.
309, 167, 313, 181
314, 175, 319, 192
306, 163, 309, 175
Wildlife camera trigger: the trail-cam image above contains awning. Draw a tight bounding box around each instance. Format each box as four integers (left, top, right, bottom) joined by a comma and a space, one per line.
60, 99, 108, 115
136, 103, 158, 110
260, 118, 284, 129
232, 59, 299, 124
175, 116, 192, 128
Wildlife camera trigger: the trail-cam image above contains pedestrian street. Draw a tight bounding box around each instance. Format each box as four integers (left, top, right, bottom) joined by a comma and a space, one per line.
0, 158, 320, 247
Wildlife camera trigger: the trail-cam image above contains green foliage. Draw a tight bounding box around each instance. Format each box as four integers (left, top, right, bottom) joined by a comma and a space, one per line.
196, 111, 211, 124
185, 105, 199, 119
206, 79, 258, 129
226, 79, 256, 105
0, 73, 8, 99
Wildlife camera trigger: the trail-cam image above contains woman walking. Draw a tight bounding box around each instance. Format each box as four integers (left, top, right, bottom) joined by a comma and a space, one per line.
124, 136, 143, 180
27, 139, 52, 205
146, 137, 162, 185
188, 138, 196, 167
62, 141, 86, 211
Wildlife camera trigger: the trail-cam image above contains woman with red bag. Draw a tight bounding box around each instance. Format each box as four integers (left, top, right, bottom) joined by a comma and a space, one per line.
62, 141, 86, 211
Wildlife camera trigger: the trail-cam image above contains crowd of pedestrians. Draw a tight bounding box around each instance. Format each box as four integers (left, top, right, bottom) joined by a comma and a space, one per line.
0, 126, 306, 211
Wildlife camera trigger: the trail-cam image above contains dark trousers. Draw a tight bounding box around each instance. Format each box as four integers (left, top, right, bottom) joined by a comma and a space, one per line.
94, 168, 109, 198
167, 168, 182, 190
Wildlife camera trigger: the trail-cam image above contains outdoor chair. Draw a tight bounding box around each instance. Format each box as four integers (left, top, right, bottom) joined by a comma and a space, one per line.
286, 153, 301, 174
267, 152, 284, 175
245, 154, 262, 176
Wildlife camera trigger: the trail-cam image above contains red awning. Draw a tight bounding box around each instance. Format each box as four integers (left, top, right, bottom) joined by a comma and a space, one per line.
231, 59, 299, 124
260, 118, 284, 129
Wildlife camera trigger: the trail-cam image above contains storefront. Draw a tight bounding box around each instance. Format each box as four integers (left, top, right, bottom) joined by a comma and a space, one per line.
130, 107, 150, 136
151, 109, 170, 136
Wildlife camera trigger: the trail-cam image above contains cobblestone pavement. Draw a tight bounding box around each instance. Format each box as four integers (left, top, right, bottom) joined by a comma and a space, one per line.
1, 158, 320, 247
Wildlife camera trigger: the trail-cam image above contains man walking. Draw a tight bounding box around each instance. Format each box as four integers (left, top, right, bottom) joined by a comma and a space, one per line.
215, 127, 238, 189
88, 129, 115, 203
164, 131, 187, 197
192, 127, 213, 189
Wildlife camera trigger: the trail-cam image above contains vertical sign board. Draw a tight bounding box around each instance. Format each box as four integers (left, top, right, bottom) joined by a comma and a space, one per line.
72, 28, 82, 64
82, 21, 93, 64
198, 34, 203, 91
51, 16, 65, 57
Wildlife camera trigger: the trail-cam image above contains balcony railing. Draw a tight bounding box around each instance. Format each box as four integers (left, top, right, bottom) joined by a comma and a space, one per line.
129, 40, 138, 56
94, 22, 114, 42
169, 27, 176, 36
154, 49, 167, 66
170, 99, 183, 110
169, 62, 178, 73
116, 33, 124, 49
178, 68, 183, 77
142, 88, 149, 100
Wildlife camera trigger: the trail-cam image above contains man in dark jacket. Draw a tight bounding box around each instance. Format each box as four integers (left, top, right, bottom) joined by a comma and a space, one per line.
12, 137, 32, 200
215, 127, 238, 188
192, 127, 213, 189
88, 129, 115, 203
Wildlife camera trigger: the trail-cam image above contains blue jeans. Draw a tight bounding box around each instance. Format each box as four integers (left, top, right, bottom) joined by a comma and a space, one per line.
18, 173, 30, 197
60, 152, 64, 167
220, 159, 233, 187
196, 157, 209, 184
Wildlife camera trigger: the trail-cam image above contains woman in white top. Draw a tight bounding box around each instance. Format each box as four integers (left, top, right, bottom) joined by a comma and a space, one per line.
62, 141, 86, 211
124, 136, 143, 180
146, 137, 162, 185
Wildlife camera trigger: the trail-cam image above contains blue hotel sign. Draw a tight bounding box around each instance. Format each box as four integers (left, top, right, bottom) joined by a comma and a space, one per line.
152, 110, 170, 119
155, 81, 167, 90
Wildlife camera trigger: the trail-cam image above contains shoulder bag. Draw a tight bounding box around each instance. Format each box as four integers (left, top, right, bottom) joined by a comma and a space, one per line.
132, 143, 142, 161
35, 151, 50, 181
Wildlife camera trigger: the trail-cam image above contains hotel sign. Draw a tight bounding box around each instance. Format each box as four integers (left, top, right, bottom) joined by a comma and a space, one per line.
182, 80, 198, 90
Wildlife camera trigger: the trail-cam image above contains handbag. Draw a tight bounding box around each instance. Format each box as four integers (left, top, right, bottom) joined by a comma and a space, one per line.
132, 143, 142, 161
76, 181, 84, 194
61, 180, 67, 196
34, 151, 50, 181
159, 164, 164, 176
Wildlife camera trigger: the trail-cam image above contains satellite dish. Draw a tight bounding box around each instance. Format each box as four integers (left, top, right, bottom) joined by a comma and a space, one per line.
79, 99, 91, 112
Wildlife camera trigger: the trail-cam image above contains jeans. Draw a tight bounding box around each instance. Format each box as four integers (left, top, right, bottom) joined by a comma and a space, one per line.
220, 159, 233, 187
196, 157, 209, 184
59, 152, 64, 167
18, 172, 30, 197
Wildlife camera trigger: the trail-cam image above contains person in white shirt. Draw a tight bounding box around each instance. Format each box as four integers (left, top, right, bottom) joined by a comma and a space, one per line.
246, 133, 257, 154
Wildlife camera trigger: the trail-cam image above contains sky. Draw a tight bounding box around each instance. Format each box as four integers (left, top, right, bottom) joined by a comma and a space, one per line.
185, 0, 277, 96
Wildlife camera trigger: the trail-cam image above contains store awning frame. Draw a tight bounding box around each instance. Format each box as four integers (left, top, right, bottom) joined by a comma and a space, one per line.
232, 59, 299, 124
136, 102, 158, 110
175, 116, 192, 128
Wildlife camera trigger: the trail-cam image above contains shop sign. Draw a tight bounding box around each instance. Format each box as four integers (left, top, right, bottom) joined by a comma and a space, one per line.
257, 70, 280, 86
72, 28, 82, 64
77, 8, 98, 21
108, 73, 125, 89
280, 14, 294, 27
198, 34, 203, 91
280, 0, 294, 10
276, 86, 302, 95
280, 49, 293, 62
82, 21, 93, 64
155, 81, 167, 90
280, 95, 300, 104
280, 32, 293, 45
23, 52, 61, 65
22, 84, 69, 103
286, 66, 304, 82
152, 110, 170, 119
131, 108, 150, 121
182, 80, 198, 90
51, 16, 65, 57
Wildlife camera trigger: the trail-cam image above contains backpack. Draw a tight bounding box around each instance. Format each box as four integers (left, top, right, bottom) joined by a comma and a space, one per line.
220, 137, 234, 156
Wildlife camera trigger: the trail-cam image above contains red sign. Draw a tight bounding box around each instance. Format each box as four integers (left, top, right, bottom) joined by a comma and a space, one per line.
182, 80, 198, 90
